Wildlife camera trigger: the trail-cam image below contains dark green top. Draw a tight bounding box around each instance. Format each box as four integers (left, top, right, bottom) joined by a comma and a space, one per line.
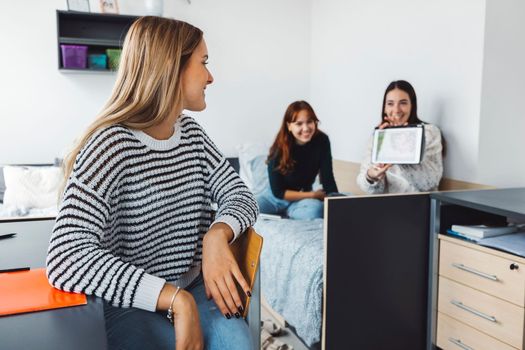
268, 132, 338, 199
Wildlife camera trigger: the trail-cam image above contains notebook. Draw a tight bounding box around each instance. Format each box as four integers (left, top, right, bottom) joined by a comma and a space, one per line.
230, 227, 263, 318
0, 268, 87, 316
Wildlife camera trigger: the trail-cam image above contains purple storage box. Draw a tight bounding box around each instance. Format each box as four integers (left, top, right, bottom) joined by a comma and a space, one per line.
61, 44, 88, 69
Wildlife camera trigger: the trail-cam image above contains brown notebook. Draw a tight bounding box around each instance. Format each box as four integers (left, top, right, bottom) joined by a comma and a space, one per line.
0, 268, 87, 316
230, 227, 263, 317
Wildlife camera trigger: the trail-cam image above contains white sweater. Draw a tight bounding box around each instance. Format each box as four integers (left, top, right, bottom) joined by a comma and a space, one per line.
46, 115, 258, 312
356, 124, 443, 194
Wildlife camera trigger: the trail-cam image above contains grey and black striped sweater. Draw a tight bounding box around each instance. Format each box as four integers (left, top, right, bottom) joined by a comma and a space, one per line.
46, 115, 258, 312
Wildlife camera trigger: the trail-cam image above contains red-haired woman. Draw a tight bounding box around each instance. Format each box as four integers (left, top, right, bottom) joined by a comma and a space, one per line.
256, 100, 339, 219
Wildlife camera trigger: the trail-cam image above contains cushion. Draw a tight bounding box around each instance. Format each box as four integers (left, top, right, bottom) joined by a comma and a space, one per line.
237, 143, 270, 196
3, 166, 63, 209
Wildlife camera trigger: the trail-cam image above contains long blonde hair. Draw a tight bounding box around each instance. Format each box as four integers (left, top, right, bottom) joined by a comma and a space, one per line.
62, 16, 203, 184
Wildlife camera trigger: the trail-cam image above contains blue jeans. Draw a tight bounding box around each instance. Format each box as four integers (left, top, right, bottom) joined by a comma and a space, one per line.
256, 187, 324, 219
104, 274, 253, 350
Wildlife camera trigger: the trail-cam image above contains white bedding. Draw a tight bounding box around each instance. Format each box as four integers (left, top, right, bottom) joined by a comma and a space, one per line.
254, 217, 324, 347
0, 204, 57, 218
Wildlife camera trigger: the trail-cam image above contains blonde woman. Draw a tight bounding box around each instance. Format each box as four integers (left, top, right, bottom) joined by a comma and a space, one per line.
46, 17, 258, 350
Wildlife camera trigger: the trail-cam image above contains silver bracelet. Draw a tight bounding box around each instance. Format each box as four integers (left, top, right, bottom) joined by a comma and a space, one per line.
166, 286, 181, 324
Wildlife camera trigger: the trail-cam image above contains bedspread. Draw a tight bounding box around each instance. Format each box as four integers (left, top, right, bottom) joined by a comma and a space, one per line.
254, 217, 324, 346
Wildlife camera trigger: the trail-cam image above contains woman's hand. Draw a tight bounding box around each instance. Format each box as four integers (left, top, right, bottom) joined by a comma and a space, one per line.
312, 189, 326, 200
367, 163, 392, 183
202, 223, 251, 319
173, 290, 203, 350
380, 116, 409, 128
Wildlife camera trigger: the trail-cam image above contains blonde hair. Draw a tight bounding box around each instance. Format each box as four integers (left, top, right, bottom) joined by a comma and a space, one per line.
62, 16, 203, 185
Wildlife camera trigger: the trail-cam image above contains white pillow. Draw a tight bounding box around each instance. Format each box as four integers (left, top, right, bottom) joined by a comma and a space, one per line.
3, 166, 63, 209
237, 143, 269, 195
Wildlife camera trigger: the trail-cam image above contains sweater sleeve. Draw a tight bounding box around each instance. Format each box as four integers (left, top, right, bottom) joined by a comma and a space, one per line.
319, 134, 338, 194
46, 179, 165, 312
200, 126, 258, 241
267, 157, 286, 199
356, 135, 386, 194
387, 124, 443, 192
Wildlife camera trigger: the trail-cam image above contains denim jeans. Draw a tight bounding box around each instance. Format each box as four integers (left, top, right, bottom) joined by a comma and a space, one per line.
256, 187, 324, 219
104, 274, 253, 350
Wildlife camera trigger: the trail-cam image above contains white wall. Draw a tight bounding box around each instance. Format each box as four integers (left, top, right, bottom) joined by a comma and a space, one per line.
478, 0, 525, 187
309, 0, 486, 182
0, 0, 311, 164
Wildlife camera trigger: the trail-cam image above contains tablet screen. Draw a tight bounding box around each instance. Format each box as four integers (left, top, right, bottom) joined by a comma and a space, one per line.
371, 125, 424, 164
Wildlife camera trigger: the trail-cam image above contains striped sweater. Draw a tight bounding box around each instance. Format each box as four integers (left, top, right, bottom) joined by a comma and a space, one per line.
46, 115, 258, 312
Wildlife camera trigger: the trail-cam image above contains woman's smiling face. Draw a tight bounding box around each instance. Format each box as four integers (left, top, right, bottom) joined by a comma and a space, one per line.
287, 109, 317, 145
384, 88, 412, 125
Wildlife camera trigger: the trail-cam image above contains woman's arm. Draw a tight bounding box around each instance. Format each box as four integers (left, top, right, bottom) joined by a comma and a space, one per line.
356, 135, 386, 193
283, 189, 325, 201
157, 283, 203, 350
199, 121, 258, 318
319, 134, 338, 194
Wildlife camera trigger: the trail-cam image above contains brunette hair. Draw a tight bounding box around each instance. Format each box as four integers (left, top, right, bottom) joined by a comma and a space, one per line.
381, 80, 446, 156
381, 80, 423, 124
62, 16, 203, 186
268, 100, 320, 174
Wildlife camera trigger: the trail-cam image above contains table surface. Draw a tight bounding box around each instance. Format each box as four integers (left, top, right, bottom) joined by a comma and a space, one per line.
0, 218, 108, 350
430, 187, 525, 220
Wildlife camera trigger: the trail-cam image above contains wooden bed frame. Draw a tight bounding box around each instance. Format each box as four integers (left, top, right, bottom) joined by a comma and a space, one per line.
332, 159, 493, 195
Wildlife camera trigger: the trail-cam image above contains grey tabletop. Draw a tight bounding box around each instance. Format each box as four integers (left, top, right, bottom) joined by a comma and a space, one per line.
430, 187, 525, 220
0, 218, 108, 350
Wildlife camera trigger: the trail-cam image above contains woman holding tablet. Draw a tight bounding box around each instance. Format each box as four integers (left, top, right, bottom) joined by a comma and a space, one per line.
257, 100, 339, 219
356, 80, 443, 194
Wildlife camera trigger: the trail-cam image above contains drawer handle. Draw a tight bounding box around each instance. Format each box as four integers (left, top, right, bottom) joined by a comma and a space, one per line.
452, 263, 498, 281
448, 337, 474, 350
451, 300, 497, 323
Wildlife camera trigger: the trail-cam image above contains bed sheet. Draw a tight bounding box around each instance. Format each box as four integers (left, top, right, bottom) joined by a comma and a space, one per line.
0, 204, 57, 218
254, 217, 324, 346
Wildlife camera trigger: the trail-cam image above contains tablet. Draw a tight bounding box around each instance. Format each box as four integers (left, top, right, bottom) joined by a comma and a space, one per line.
371, 124, 425, 164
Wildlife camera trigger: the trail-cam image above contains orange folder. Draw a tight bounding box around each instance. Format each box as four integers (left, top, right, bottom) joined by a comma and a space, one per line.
0, 268, 87, 316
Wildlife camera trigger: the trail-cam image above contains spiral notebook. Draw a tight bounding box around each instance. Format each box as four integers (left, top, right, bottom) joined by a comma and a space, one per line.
0, 268, 87, 316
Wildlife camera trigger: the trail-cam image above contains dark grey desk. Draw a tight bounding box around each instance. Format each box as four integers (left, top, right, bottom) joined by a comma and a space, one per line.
0, 218, 108, 350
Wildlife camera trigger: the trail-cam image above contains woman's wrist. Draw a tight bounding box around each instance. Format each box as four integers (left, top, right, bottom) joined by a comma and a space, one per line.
366, 171, 377, 184
166, 287, 181, 324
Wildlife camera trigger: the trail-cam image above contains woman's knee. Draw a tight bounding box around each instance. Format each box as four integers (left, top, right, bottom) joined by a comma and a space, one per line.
287, 198, 323, 219
256, 190, 288, 215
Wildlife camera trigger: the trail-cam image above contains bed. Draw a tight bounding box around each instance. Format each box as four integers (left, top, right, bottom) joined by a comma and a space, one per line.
255, 217, 324, 347
237, 144, 325, 347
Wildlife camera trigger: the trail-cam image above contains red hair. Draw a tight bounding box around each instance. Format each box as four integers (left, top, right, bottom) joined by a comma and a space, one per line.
268, 100, 320, 174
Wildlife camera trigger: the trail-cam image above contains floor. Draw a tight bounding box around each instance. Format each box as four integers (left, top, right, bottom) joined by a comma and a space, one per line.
261, 303, 309, 350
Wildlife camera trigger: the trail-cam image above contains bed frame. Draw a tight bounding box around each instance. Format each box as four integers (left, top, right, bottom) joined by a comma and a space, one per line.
332, 159, 493, 194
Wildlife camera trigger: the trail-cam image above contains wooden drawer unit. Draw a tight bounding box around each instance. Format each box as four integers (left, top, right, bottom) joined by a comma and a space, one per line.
439, 238, 525, 306
430, 189, 525, 350
438, 276, 524, 348
437, 312, 516, 350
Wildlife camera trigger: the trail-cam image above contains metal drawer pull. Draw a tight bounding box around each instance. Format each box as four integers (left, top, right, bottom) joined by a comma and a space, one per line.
452, 263, 498, 281
448, 337, 474, 350
451, 300, 497, 323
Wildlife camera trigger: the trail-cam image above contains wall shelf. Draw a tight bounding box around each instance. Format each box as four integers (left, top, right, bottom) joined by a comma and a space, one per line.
56, 10, 138, 72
